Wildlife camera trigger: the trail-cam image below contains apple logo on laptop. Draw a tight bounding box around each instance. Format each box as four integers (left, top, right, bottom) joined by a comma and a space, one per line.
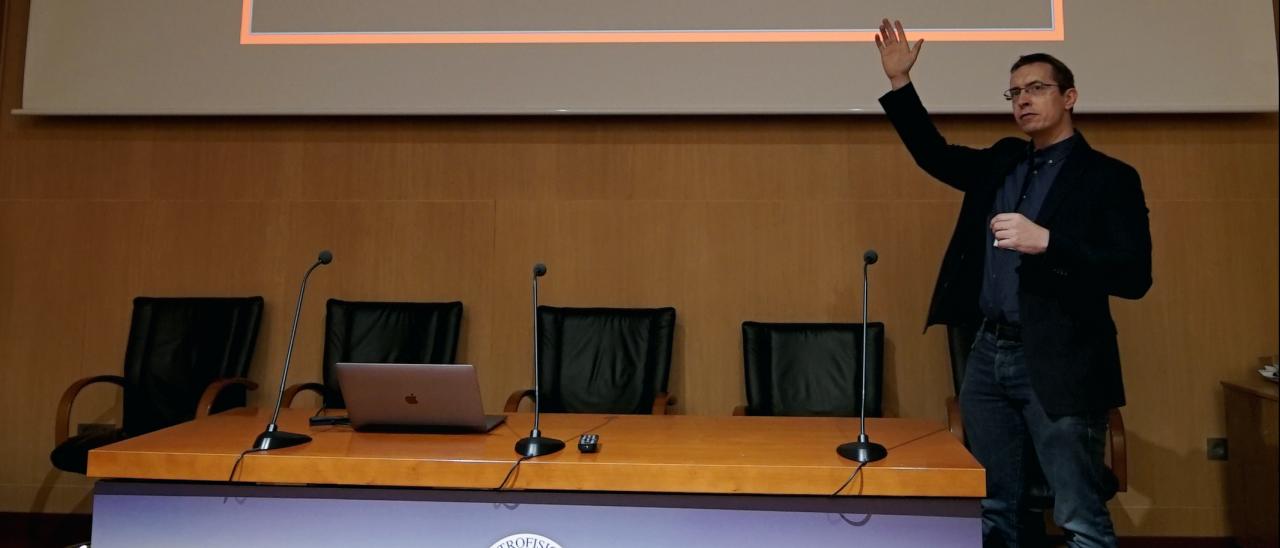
404, 393, 418, 405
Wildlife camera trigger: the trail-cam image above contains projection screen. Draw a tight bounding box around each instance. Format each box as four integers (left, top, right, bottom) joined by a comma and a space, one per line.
16, 0, 1279, 115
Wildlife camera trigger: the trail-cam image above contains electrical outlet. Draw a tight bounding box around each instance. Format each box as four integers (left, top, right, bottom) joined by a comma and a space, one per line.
77, 423, 116, 436
1206, 437, 1228, 461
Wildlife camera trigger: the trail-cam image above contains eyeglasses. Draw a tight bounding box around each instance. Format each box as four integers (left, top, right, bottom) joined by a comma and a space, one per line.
1003, 82, 1062, 101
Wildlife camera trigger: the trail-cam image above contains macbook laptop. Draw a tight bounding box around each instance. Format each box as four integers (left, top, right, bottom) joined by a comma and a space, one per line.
334, 363, 506, 433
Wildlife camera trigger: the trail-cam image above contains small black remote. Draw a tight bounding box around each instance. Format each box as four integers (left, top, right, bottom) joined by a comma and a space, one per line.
577, 433, 600, 453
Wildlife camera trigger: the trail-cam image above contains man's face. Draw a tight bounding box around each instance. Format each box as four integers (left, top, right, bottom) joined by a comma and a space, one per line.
1009, 62, 1077, 138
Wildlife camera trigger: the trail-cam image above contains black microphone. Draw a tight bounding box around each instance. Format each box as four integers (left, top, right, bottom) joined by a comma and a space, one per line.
515, 262, 565, 458
253, 250, 333, 451
837, 249, 888, 463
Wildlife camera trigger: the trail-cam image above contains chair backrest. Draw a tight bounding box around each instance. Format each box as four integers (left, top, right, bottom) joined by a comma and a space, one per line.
322, 299, 463, 409
740, 321, 885, 417
536, 306, 676, 414
121, 296, 264, 436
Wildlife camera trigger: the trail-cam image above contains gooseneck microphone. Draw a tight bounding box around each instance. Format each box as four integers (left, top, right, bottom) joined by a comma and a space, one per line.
515, 262, 566, 458
837, 249, 888, 463
253, 250, 333, 451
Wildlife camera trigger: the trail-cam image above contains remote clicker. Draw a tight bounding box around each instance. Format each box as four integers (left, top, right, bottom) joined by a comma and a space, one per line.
577, 433, 600, 453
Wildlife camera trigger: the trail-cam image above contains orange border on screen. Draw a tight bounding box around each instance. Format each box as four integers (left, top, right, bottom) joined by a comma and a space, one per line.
240, 0, 1064, 45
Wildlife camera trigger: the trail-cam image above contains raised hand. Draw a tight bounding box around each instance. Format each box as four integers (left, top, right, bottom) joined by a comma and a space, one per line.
874, 19, 924, 90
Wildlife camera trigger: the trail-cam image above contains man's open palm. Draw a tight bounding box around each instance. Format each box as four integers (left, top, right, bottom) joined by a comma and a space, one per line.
875, 19, 923, 88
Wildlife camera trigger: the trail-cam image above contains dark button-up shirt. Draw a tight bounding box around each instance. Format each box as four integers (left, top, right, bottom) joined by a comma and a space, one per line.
979, 131, 1079, 323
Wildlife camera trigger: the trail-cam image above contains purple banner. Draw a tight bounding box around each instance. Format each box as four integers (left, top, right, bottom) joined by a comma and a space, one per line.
92, 482, 980, 547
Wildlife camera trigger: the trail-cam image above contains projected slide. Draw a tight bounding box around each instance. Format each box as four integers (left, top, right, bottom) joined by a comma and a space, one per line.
20, 0, 1280, 115
241, 0, 1064, 44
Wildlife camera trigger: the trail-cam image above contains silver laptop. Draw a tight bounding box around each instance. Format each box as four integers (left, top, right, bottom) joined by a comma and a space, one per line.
334, 363, 506, 433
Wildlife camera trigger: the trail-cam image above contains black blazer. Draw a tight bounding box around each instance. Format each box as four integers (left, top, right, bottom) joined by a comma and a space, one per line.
880, 83, 1152, 415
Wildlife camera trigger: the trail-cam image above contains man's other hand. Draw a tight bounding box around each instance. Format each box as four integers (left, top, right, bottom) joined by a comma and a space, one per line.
991, 213, 1050, 254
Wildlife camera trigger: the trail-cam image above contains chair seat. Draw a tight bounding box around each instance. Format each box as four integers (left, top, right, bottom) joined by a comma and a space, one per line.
50, 429, 128, 475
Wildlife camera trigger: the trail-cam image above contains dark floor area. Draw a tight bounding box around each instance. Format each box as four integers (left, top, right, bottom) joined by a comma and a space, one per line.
0, 513, 91, 548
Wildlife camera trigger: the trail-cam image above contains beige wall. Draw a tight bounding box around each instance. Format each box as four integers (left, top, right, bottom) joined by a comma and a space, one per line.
2, 0, 1276, 537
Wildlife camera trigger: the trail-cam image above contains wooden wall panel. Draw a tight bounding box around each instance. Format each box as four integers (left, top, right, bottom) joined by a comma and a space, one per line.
277, 201, 499, 408
0, 201, 151, 513
1, 0, 1276, 536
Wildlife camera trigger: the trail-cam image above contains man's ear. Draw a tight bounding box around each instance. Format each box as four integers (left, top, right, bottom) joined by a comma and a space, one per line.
1063, 87, 1078, 111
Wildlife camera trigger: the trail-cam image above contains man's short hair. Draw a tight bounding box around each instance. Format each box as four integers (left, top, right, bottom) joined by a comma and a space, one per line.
1011, 53, 1075, 91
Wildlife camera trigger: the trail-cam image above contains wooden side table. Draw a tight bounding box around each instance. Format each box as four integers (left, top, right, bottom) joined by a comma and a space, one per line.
1221, 375, 1278, 548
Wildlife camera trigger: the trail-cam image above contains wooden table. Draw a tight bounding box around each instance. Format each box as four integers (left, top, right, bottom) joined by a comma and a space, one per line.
1221, 377, 1279, 548
87, 408, 985, 547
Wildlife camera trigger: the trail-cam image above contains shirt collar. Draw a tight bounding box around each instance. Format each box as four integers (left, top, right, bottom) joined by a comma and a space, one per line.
1027, 130, 1079, 167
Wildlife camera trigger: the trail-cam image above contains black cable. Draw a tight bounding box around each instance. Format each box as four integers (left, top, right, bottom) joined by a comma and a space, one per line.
227, 447, 265, 483
494, 456, 532, 491
831, 462, 868, 496
222, 447, 267, 504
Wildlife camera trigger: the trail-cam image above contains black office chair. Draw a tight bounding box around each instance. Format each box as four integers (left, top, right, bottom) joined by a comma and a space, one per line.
50, 297, 264, 474
283, 299, 463, 409
505, 306, 676, 415
943, 323, 1127, 505
736, 322, 884, 417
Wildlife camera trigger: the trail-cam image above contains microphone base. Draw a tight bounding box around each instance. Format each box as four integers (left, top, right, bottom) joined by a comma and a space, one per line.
253, 429, 312, 452
836, 440, 888, 463
515, 436, 565, 458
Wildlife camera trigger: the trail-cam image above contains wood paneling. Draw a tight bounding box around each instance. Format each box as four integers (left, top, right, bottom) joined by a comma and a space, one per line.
1, 0, 1276, 536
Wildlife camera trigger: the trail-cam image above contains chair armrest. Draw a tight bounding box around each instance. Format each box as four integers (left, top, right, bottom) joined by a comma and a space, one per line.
651, 393, 676, 415
197, 378, 260, 417
732, 405, 747, 416
945, 396, 965, 443
282, 382, 328, 408
504, 389, 536, 413
55, 375, 125, 445
1107, 408, 1127, 493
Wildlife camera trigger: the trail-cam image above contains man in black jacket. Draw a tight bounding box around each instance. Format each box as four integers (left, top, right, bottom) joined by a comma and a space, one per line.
874, 19, 1152, 548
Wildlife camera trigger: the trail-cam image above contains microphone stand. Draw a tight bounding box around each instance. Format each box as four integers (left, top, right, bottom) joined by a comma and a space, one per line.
253, 250, 332, 451
515, 263, 565, 458
837, 250, 888, 463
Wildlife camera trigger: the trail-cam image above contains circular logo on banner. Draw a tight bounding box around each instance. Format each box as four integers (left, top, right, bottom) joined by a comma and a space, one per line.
489, 533, 563, 548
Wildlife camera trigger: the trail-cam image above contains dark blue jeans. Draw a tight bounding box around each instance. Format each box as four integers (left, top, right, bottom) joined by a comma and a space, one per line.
959, 329, 1117, 548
